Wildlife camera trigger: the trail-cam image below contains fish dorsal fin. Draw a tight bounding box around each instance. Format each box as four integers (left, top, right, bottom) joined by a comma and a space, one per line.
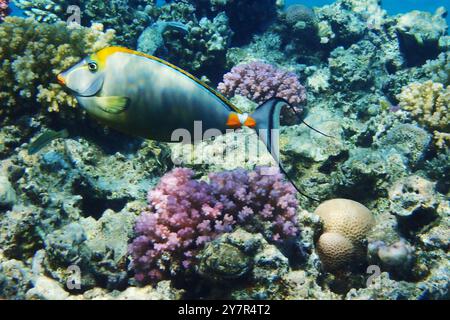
96, 46, 242, 114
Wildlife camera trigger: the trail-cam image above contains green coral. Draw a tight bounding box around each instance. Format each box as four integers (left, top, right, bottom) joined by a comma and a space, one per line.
396, 7, 447, 47
395, 7, 448, 66
423, 52, 450, 86
0, 17, 115, 116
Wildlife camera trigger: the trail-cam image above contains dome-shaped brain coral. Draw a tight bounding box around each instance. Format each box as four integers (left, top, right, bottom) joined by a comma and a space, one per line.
315, 198, 375, 242
285, 4, 318, 29
316, 232, 355, 271
314, 199, 375, 272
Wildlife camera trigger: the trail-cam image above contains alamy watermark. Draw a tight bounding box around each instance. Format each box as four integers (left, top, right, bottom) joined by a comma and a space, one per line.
66, 265, 81, 290
170, 122, 282, 176
366, 265, 382, 287
66, 5, 81, 26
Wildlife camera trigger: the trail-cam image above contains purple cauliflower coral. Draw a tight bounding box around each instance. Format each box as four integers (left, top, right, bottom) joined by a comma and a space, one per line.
218, 61, 306, 123
0, 0, 10, 22
209, 167, 299, 241
129, 166, 299, 283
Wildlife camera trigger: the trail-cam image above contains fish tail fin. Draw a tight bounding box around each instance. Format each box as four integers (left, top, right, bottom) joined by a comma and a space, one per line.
250, 98, 319, 202
61, 129, 70, 139
250, 98, 284, 164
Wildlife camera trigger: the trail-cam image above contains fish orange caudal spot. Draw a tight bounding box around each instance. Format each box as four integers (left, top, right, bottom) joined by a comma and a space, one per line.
226, 113, 242, 128
244, 116, 256, 128
57, 74, 65, 85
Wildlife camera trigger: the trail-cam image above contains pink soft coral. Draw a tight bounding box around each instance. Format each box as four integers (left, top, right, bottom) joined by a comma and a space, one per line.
218, 61, 306, 123
129, 167, 299, 283
0, 0, 9, 22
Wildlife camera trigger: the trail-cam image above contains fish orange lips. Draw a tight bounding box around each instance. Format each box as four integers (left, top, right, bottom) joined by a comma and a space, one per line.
57, 74, 66, 85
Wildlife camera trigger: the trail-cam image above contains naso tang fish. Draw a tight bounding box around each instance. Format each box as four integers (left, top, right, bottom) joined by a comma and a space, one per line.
28, 129, 69, 155
57, 46, 291, 161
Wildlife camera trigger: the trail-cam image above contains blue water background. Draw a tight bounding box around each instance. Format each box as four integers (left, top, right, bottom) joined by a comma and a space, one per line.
11, 0, 450, 25
286, 0, 450, 25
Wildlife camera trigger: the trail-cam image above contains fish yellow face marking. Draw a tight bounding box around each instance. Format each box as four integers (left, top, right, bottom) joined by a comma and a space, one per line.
93, 47, 137, 70
244, 116, 257, 128
226, 113, 242, 128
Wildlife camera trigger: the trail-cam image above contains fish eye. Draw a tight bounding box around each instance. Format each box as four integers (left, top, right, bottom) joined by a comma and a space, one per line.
88, 61, 98, 72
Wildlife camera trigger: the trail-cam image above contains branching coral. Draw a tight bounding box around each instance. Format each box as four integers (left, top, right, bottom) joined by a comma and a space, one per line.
218, 61, 306, 123
397, 80, 450, 148
423, 52, 450, 86
0, 17, 115, 115
0, 0, 10, 22
128, 167, 299, 283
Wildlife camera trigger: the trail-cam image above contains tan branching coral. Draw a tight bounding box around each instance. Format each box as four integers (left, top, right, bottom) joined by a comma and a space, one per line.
397, 80, 450, 149
314, 199, 375, 272
0, 17, 115, 116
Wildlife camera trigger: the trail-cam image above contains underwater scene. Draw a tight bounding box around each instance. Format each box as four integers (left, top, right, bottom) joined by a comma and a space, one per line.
0, 0, 448, 301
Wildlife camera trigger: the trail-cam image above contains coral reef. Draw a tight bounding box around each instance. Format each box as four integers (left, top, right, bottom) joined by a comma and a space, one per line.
388, 175, 440, 235
396, 7, 448, 66
285, 5, 318, 33
137, 21, 188, 56
187, 0, 278, 45
218, 61, 306, 122
423, 52, 450, 86
315, 0, 367, 48
370, 240, 415, 279
0, 174, 16, 209
13, 0, 154, 47
24, 275, 183, 300
162, 11, 233, 80
129, 167, 299, 283
0, 0, 449, 301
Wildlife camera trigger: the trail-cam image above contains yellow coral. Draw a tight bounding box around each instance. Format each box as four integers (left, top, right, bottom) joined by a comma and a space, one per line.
434, 131, 450, 149
36, 84, 77, 113
0, 17, 115, 114
397, 80, 449, 149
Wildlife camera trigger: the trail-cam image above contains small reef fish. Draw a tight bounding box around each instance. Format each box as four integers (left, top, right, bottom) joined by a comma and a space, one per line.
28, 129, 69, 155
58, 47, 318, 198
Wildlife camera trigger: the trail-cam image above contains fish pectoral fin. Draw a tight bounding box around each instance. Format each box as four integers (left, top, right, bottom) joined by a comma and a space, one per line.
95, 96, 130, 114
